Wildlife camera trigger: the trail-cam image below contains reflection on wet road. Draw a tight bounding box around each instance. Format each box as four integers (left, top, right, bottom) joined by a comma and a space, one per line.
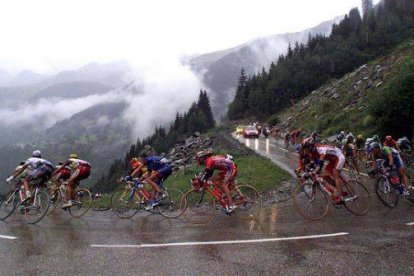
0, 134, 413, 274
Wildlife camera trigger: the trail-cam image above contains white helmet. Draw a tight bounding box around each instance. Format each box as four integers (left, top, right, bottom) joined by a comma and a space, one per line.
32, 150, 42, 158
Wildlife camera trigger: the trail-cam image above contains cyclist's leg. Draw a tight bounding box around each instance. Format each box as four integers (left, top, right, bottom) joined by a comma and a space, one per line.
145, 171, 163, 194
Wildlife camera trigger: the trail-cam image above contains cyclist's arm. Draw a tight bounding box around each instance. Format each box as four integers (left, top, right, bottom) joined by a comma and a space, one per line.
388, 153, 394, 167
13, 164, 29, 178
200, 169, 214, 182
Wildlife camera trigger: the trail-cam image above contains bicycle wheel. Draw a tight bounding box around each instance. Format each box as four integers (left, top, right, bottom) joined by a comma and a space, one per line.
157, 188, 184, 218
110, 184, 128, 209
232, 184, 262, 220
181, 189, 216, 224
0, 191, 19, 220
48, 187, 63, 214
112, 189, 141, 218
343, 180, 371, 216
24, 190, 50, 224
375, 176, 398, 208
292, 182, 329, 220
68, 188, 92, 218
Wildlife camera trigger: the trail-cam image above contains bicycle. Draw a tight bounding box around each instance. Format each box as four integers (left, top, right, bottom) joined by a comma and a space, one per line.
345, 157, 361, 181
180, 176, 262, 224
111, 177, 184, 219
374, 160, 414, 208
48, 180, 92, 218
0, 178, 50, 224
400, 150, 413, 169
292, 167, 371, 220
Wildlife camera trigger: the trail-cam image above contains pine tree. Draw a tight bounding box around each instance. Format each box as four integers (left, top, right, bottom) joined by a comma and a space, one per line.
362, 0, 373, 16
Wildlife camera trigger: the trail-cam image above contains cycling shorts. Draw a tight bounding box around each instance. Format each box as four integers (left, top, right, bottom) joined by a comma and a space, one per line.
384, 154, 404, 170
325, 155, 345, 174
156, 165, 172, 182
71, 164, 91, 182
216, 167, 238, 186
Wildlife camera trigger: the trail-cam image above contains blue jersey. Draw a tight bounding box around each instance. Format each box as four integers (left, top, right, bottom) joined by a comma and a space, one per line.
145, 156, 168, 171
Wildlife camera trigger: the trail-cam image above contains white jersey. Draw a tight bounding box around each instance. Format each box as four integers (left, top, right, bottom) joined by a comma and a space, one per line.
316, 146, 344, 158
25, 157, 54, 170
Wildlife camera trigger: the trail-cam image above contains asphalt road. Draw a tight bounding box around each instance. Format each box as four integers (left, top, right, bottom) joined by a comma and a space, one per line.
0, 135, 413, 275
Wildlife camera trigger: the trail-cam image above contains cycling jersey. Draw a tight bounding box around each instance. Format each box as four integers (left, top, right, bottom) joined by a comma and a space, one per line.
343, 142, 356, 157
25, 157, 55, 182
355, 138, 365, 150
144, 156, 172, 180
373, 146, 404, 169
316, 145, 345, 172
203, 155, 237, 185
68, 158, 91, 170
384, 140, 399, 150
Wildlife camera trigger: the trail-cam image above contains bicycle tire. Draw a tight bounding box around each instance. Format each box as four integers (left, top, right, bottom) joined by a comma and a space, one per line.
343, 180, 371, 216
112, 189, 141, 218
292, 182, 329, 220
0, 190, 19, 220
68, 188, 92, 218
232, 184, 262, 220
375, 176, 398, 208
157, 188, 184, 218
110, 184, 128, 209
181, 189, 216, 224
48, 187, 63, 214
24, 190, 50, 224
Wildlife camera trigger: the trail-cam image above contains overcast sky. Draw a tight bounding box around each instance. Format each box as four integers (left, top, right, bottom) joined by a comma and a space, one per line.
0, 0, 379, 74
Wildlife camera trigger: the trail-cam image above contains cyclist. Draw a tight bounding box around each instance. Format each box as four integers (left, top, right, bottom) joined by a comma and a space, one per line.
343, 134, 360, 174
136, 153, 172, 205
383, 135, 401, 151
297, 138, 349, 205
369, 142, 412, 195
51, 162, 71, 184
195, 150, 238, 213
6, 150, 54, 201
53, 153, 91, 209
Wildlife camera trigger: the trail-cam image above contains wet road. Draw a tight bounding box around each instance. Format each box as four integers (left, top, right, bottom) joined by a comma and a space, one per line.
0, 136, 413, 275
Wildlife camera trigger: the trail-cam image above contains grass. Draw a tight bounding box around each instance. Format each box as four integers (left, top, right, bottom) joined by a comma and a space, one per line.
165, 154, 291, 193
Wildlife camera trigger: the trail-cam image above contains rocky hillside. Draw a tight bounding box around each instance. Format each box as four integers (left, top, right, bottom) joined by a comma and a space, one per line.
275, 39, 414, 137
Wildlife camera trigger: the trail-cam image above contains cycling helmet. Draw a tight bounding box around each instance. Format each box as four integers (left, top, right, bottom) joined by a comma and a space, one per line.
32, 150, 42, 158
301, 137, 316, 151
357, 134, 363, 140
346, 133, 354, 142
195, 150, 214, 165
385, 135, 392, 141
370, 142, 381, 150
69, 153, 78, 159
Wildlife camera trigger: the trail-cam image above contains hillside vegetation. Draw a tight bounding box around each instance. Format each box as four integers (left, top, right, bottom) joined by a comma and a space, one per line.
228, 0, 414, 125
276, 39, 414, 138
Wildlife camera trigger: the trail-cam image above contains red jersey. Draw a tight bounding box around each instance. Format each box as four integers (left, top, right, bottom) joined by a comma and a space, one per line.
384, 139, 399, 150
205, 155, 237, 172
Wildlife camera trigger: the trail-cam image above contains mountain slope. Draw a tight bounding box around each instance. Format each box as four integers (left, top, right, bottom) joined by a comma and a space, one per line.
275, 39, 414, 138
189, 17, 342, 116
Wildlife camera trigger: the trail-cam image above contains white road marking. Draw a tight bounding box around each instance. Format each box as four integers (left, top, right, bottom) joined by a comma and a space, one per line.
91, 232, 349, 248
0, 235, 17, 240
342, 168, 369, 177
405, 222, 414, 226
